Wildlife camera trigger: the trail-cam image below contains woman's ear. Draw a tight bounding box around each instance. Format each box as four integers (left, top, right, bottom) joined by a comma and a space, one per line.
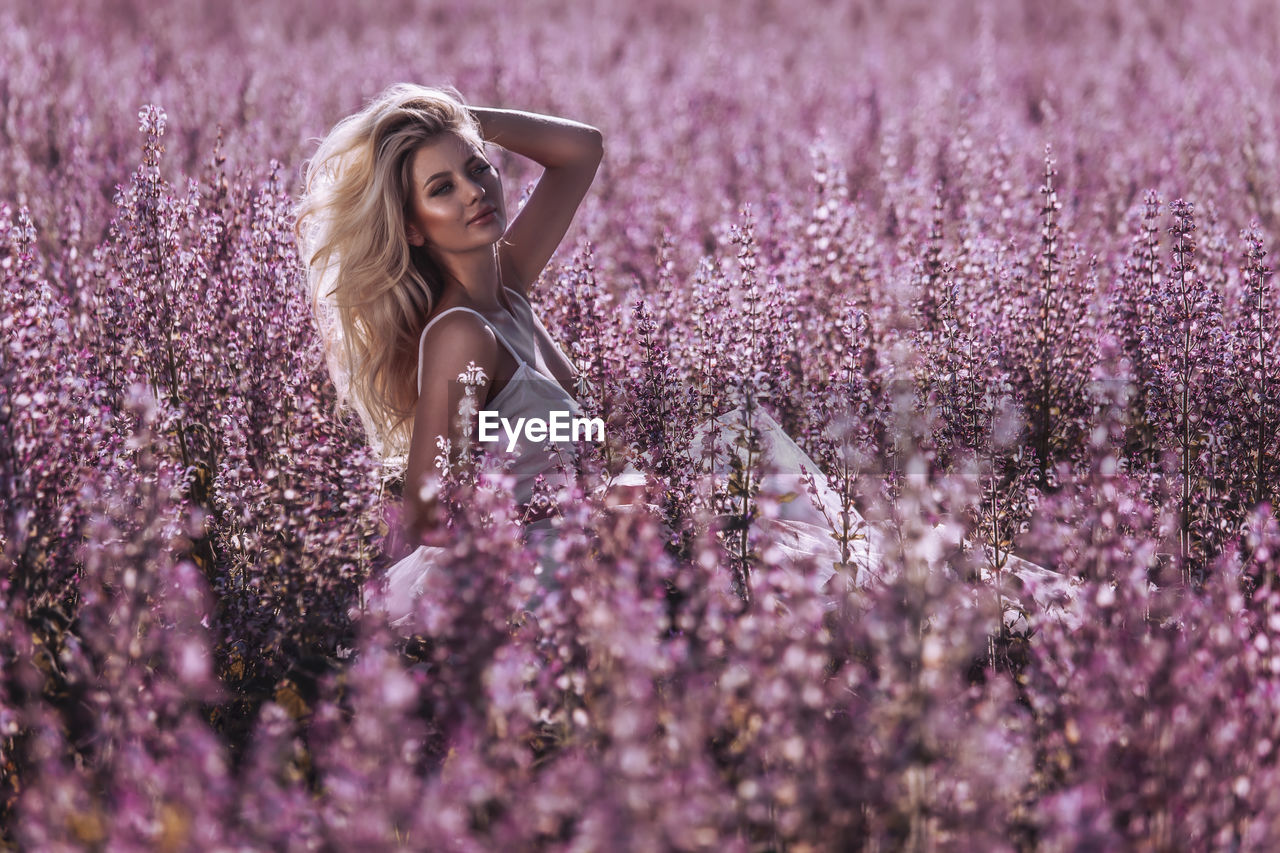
406, 224, 426, 247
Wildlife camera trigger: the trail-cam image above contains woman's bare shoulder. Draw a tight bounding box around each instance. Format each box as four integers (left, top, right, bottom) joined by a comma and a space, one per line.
419, 301, 490, 336
416, 310, 500, 392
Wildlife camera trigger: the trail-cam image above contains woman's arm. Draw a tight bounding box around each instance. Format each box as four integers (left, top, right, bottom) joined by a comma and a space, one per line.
401, 313, 499, 551
470, 106, 602, 169
469, 106, 604, 297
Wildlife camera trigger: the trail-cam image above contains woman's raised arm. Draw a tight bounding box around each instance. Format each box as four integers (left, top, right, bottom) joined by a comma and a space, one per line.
469, 105, 604, 297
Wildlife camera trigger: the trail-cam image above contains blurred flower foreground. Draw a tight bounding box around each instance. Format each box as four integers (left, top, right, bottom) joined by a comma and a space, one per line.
4, 0, 1280, 849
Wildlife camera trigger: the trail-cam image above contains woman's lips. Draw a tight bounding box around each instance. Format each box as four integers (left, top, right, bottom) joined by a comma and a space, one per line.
469, 207, 497, 225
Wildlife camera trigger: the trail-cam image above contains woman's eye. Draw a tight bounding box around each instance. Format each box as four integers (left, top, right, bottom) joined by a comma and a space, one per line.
431, 165, 490, 196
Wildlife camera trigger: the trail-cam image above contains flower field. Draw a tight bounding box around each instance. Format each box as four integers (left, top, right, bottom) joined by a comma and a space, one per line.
4, 0, 1280, 848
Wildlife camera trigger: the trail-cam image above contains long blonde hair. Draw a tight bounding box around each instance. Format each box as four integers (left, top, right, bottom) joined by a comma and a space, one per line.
294, 83, 486, 476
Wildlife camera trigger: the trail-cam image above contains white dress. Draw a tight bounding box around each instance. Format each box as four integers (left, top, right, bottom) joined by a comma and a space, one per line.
368, 289, 1078, 632
372, 288, 645, 629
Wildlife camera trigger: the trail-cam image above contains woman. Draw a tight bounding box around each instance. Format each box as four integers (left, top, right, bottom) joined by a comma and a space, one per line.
295, 83, 662, 626
295, 83, 1075, 631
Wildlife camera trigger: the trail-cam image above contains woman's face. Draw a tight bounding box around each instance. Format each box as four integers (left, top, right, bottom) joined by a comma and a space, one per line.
404, 132, 505, 257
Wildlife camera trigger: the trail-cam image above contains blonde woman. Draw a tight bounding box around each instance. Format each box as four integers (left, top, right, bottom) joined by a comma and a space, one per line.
296, 84, 658, 624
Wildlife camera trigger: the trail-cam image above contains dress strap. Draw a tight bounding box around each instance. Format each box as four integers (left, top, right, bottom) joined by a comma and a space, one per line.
417, 307, 527, 396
